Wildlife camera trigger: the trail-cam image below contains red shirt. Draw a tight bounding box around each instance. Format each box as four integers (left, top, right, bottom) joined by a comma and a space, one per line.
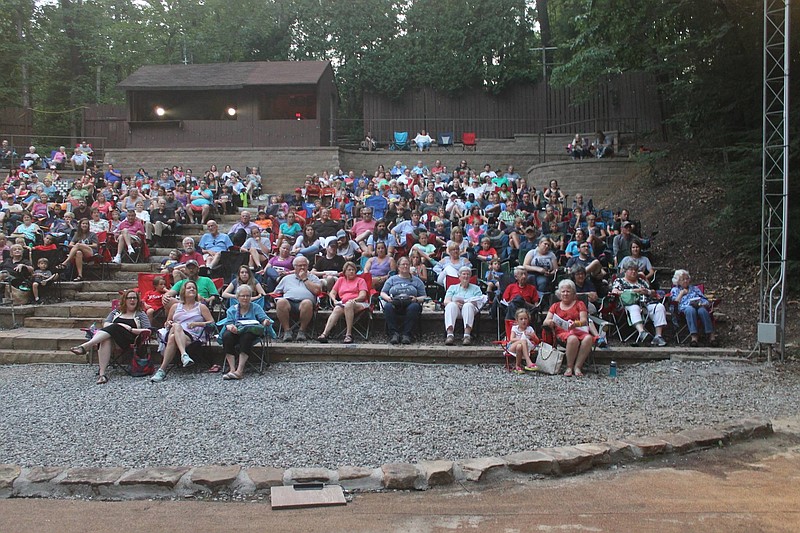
502, 282, 539, 305
142, 289, 165, 311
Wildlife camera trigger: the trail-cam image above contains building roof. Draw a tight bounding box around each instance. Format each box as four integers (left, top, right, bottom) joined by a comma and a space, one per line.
117, 61, 333, 91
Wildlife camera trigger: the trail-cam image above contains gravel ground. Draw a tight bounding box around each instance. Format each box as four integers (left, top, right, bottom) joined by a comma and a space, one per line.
1, 360, 799, 469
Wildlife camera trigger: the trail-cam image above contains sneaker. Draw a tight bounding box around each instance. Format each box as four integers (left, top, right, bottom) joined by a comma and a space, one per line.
150, 368, 166, 383
282, 330, 294, 342
389, 333, 400, 345
127, 245, 135, 254
295, 330, 308, 342
401, 335, 412, 345
445, 334, 455, 346
181, 353, 195, 368
651, 335, 667, 347
636, 331, 652, 345
33, 298, 42, 305
112, 255, 122, 264
462, 335, 472, 346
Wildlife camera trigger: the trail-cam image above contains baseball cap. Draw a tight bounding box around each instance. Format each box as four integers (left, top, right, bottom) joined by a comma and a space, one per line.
336, 229, 348, 239
294, 188, 302, 193
185, 259, 199, 267
622, 221, 632, 228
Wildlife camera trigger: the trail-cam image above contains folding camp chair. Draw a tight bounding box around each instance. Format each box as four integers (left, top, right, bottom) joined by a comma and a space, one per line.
462, 132, 477, 151
364, 195, 388, 221
331, 273, 377, 341
108, 330, 154, 376
219, 321, 275, 375
442, 274, 485, 339
668, 284, 719, 344
389, 131, 411, 151
437, 132, 454, 151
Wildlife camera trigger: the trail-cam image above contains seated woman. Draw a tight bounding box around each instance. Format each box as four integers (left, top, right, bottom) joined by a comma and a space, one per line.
408, 249, 428, 283
240, 226, 271, 270
189, 180, 214, 224
277, 211, 302, 247
218, 285, 272, 380
292, 224, 322, 257
151, 280, 215, 383
523, 237, 558, 294
112, 208, 146, 264
0, 243, 33, 290
363, 240, 395, 292
670, 269, 717, 347
317, 261, 369, 344
611, 264, 668, 346
433, 243, 472, 286
543, 279, 594, 377
311, 238, 345, 293
222, 264, 267, 309
443, 266, 484, 346
261, 241, 295, 293
58, 218, 98, 281
11, 213, 41, 246
70, 290, 151, 384
617, 240, 655, 282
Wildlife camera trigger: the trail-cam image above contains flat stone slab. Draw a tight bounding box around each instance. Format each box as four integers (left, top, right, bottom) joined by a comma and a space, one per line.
288, 468, 333, 483
247, 467, 285, 490
572, 443, 612, 465
541, 446, 595, 475
337, 466, 374, 481
679, 428, 725, 448
719, 417, 773, 441
61, 467, 126, 486
191, 465, 241, 488
118, 467, 190, 487
503, 451, 555, 474
0, 464, 21, 489
418, 460, 454, 487
25, 466, 64, 484
381, 463, 418, 490
623, 437, 670, 458
604, 440, 638, 462
459, 457, 507, 482
656, 433, 697, 454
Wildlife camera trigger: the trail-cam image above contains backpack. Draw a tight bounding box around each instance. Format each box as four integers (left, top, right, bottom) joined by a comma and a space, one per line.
128, 343, 155, 377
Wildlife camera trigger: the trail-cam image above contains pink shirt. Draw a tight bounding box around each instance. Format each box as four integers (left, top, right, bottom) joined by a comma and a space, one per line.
333, 275, 368, 303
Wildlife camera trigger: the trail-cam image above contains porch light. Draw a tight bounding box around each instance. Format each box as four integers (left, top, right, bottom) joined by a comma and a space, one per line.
155, 106, 166, 117
227, 107, 237, 116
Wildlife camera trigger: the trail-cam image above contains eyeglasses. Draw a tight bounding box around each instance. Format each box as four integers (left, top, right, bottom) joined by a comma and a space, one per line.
126, 296, 138, 300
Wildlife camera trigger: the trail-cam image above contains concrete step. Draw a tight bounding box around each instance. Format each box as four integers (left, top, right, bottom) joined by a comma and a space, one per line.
24, 316, 101, 329
0, 328, 86, 351
0, 349, 86, 365
34, 302, 110, 318
74, 291, 122, 301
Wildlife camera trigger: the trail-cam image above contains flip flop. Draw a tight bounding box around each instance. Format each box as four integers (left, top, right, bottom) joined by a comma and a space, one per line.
70, 346, 87, 355
574, 368, 584, 378
207, 364, 222, 373
563, 368, 574, 377
96, 375, 108, 385
223, 372, 241, 380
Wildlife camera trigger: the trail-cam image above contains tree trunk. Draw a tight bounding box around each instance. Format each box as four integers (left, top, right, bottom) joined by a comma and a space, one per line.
536, 0, 552, 75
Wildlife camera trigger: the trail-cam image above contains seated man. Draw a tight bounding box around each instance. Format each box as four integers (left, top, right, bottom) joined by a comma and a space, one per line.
162, 259, 220, 310
112, 208, 146, 263
391, 210, 425, 250
148, 197, 177, 247
612, 221, 636, 267
335, 229, 360, 262
350, 206, 376, 250
104, 163, 122, 187
565, 240, 606, 278
21, 146, 41, 169
227, 210, 260, 247
311, 238, 345, 292
274, 255, 321, 342
198, 220, 233, 270
244, 167, 262, 199
380, 256, 427, 345
1, 140, 16, 167
413, 130, 432, 151
500, 266, 540, 320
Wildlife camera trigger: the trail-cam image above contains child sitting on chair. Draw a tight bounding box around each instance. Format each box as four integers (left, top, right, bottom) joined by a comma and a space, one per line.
160, 249, 180, 273
509, 308, 540, 374
142, 275, 168, 326
32, 257, 57, 305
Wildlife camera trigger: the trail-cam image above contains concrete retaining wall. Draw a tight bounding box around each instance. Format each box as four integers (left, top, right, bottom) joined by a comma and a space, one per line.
526, 159, 641, 207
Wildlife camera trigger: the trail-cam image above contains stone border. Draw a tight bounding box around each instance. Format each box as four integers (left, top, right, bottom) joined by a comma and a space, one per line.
0, 417, 773, 500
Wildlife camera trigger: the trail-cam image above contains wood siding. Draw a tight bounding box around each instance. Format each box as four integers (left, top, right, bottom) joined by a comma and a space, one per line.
0, 107, 33, 137
362, 72, 662, 144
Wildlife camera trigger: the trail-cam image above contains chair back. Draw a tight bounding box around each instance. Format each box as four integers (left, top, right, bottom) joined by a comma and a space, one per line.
364, 195, 388, 220
462, 132, 477, 146
504, 319, 515, 341
393, 131, 409, 144
445, 274, 477, 290
437, 132, 454, 147
138, 272, 172, 291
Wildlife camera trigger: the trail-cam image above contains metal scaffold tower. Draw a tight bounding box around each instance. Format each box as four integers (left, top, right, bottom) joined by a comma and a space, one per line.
759, 0, 791, 361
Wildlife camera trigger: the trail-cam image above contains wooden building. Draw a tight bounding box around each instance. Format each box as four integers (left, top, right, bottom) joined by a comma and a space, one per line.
117, 61, 338, 148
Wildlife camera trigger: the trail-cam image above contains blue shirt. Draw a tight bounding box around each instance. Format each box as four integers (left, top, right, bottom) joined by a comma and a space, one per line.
198, 232, 233, 253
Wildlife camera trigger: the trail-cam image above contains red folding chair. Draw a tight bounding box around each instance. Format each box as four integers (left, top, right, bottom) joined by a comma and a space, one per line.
462, 132, 477, 151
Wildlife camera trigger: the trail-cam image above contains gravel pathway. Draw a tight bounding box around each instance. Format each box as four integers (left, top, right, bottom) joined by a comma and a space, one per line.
1, 361, 798, 469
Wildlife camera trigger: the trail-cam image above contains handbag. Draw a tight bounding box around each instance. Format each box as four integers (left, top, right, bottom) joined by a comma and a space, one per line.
620, 289, 640, 306
536, 342, 564, 375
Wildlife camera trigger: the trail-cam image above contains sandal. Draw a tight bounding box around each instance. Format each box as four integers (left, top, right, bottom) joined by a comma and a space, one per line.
222, 372, 241, 380
55, 263, 67, 271
70, 346, 87, 355
524, 364, 538, 372
317, 334, 328, 343
96, 375, 108, 385
513, 366, 525, 374
73, 276, 83, 282
574, 368, 584, 378
563, 368, 574, 377
343, 334, 353, 344
207, 364, 222, 373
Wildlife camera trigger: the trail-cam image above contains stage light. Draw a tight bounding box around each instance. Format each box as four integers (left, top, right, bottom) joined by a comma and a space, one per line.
227, 107, 237, 116
155, 106, 166, 117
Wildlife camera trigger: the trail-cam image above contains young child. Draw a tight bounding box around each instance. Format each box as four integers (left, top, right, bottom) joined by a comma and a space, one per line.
476, 237, 498, 263
509, 308, 540, 374
160, 249, 180, 273
484, 258, 504, 299
32, 257, 57, 304
142, 275, 168, 325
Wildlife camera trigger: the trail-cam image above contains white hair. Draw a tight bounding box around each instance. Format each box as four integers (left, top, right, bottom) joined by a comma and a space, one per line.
557, 279, 576, 293
235, 284, 253, 296
672, 269, 690, 286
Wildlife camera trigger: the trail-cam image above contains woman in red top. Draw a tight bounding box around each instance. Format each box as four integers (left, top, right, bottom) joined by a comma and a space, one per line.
317, 261, 368, 344
543, 279, 594, 377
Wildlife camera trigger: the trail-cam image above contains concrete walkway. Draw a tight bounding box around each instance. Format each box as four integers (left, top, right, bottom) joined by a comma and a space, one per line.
2, 427, 799, 532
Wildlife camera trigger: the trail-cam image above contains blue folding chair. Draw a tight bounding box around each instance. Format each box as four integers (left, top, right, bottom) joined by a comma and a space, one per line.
437, 132, 454, 151
364, 194, 388, 221
389, 131, 410, 151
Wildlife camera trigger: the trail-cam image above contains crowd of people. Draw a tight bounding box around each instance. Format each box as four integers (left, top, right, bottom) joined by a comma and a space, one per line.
1, 143, 718, 381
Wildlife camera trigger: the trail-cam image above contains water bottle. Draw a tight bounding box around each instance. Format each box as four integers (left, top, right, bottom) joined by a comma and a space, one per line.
609, 361, 617, 378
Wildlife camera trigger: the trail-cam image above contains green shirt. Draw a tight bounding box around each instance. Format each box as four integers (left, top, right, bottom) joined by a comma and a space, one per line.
172, 276, 219, 299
